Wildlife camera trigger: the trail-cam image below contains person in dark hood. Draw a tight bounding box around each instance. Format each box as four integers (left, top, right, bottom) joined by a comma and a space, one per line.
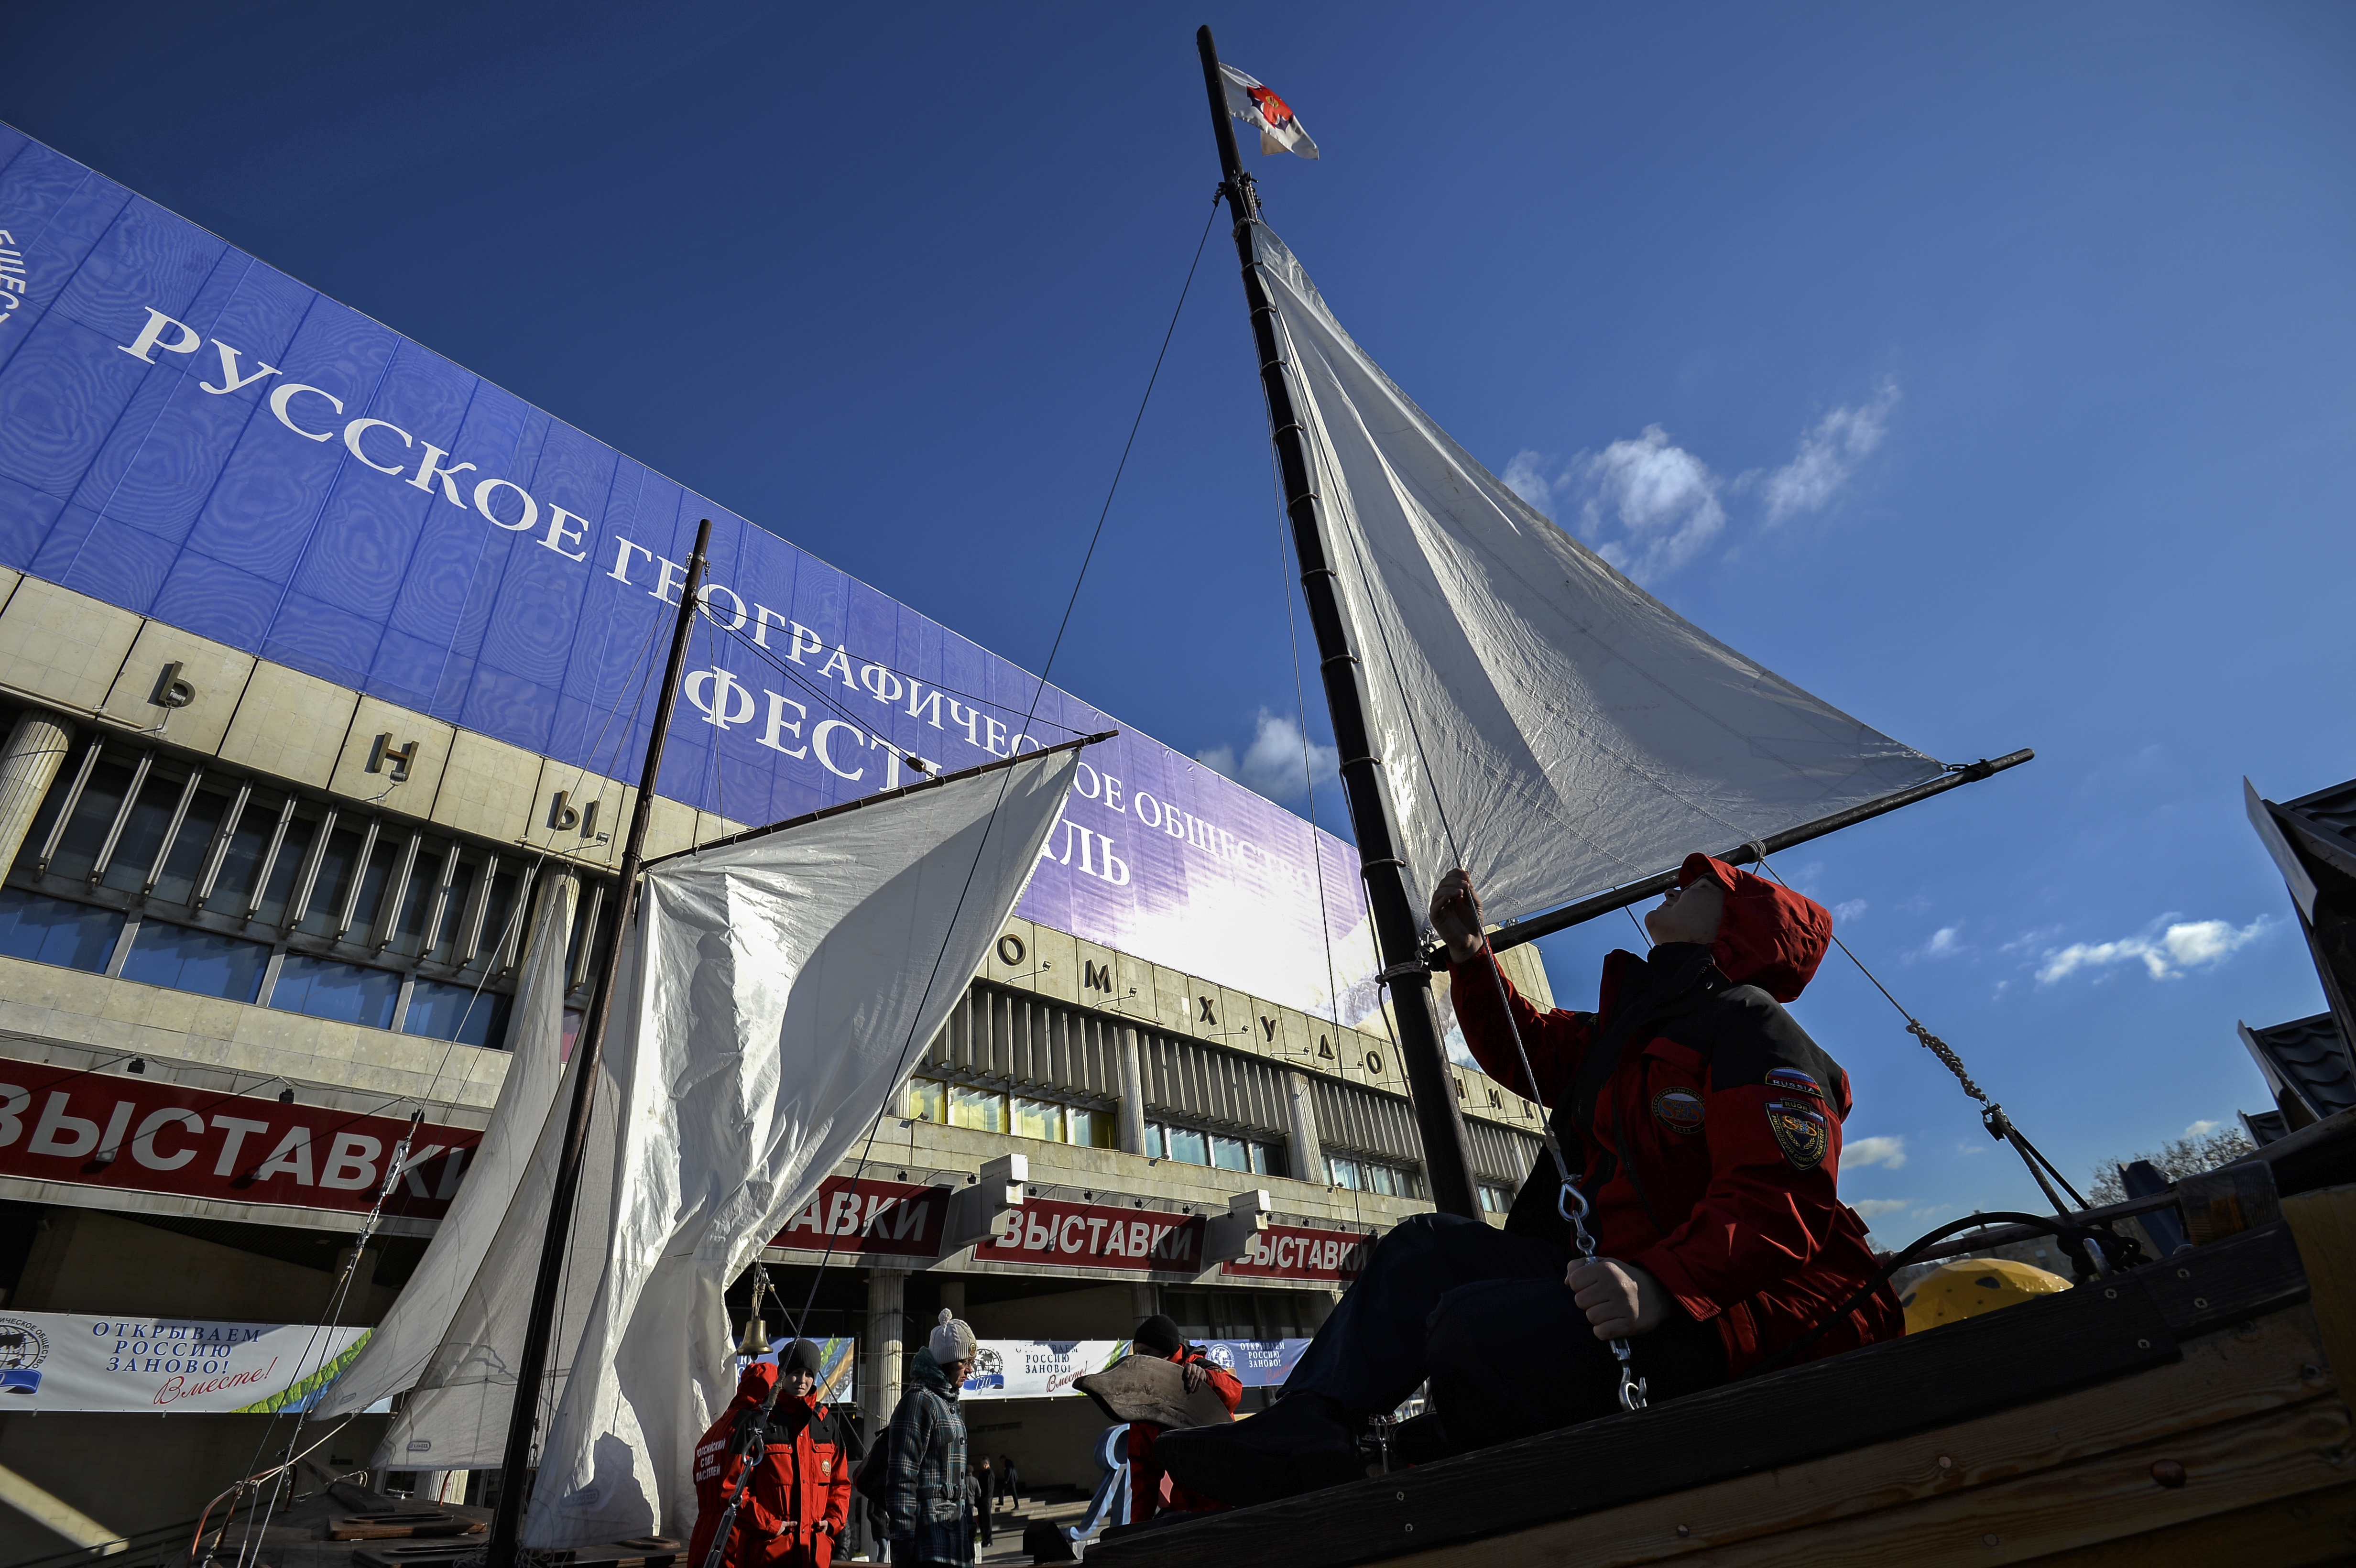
1157, 854, 1901, 1507
1123, 1314, 1243, 1521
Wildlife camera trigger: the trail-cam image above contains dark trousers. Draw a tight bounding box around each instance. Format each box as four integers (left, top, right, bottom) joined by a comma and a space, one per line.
1284, 1213, 1728, 1447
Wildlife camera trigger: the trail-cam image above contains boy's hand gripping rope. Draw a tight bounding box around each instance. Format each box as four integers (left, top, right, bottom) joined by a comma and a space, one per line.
1558, 1179, 1647, 1411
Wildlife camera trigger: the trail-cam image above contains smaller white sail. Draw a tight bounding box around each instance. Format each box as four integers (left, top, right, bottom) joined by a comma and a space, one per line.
316, 873, 578, 1428
1250, 223, 1947, 926
521, 745, 1083, 1549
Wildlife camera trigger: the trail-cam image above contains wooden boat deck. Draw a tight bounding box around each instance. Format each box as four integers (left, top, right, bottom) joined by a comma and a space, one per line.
1091, 1169, 2356, 1568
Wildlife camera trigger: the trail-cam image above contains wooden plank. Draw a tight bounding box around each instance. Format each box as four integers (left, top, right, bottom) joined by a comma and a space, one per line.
2023, 1480, 2356, 1568
1091, 1268, 2185, 1568
327, 1514, 481, 1540
1370, 1311, 2333, 1568
1669, 1400, 2353, 1568
2282, 1184, 2356, 1382
2135, 1221, 2310, 1337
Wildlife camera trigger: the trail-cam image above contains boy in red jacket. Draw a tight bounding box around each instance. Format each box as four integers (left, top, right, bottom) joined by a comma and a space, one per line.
688, 1340, 858, 1568
1159, 854, 1899, 1506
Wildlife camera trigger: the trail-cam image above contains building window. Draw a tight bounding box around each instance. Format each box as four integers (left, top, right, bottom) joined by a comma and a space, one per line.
402, 979, 512, 1047
1327, 1154, 1424, 1198
0, 887, 123, 972
950, 1084, 1007, 1133
907, 1078, 947, 1124
118, 920, 270, 1003
1011, 1096, 1064, 1143
1477, 1184, 1515, 1213
1067, 1106, 1115, 1149
271, 954, 402, 1030
1145, 1120, 1281, 1175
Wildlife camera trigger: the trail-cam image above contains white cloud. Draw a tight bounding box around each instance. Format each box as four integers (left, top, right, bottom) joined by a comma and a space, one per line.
1851, 1198, 1913, 1219
1922, 926, 1962, 958
1846, 1134, 1908, 1170
1196, 708, 1338, 805
2185, 1119, 2222, 1137
2036, 915, 2274, 984
1759, 382, 1899, 524
1578, 425, 1727, 583
1832, 899, 1867, 924
1502, 449, 1557, 511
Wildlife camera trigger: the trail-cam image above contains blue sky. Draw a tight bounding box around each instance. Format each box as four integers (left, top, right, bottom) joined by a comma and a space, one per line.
6, 2, 2350, 1231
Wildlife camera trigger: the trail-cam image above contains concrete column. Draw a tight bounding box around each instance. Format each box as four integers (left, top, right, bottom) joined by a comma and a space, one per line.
865, 1268, 907, 1448
1129, 1281, 1159, 1327
1114, 1025, 1147, 1155
1285, 1069, 1323, 1186
0, 709, 74, 873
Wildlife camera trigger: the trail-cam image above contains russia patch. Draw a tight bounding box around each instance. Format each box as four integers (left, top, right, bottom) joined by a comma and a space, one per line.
1767, 1099, 1829, 1170
1765, 1067, 1824, 1100
1652, 1088, 1706, 1133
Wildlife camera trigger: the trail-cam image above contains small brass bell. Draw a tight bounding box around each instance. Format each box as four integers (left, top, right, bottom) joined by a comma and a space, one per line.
736, 1265, 774, 1357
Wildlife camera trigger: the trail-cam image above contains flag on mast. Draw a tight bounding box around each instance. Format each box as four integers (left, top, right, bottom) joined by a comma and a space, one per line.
1220, 63, 1320, 159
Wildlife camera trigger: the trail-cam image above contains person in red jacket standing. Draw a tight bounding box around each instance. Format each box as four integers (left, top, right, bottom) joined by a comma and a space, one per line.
1159, 853, 1899, 1506
689, 1340, 858, 1568
1123, 1315, 1242, 1521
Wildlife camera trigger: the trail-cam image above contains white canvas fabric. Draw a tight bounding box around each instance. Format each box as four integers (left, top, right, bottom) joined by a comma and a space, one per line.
1221, 63, 1320, 159
318, 871, 578, 1432
519, 746, 1082, 1548
1249, 222, 1945, 926
359, 1047, 619, 1470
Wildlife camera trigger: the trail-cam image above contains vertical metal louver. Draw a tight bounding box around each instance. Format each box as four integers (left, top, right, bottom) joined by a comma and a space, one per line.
1309, 1076, 1425, 1165
1136, 1030, 1289, 1138
1462, 1116, 1546, 1186
922, 982, 1120, 1099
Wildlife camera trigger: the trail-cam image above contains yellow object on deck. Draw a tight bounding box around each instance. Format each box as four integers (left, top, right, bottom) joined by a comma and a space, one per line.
1900, 1257, 2071, 1333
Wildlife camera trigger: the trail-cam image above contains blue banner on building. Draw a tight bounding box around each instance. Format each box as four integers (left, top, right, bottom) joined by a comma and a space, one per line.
0, 125, 1379, 1022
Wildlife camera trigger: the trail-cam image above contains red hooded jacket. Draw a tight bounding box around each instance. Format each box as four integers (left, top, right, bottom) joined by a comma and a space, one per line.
1451, 854, 1901, 1375
688, 1362, 858, 1568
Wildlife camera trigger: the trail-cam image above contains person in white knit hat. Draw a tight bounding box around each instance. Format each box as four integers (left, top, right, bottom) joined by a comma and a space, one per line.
880, 1308, 976, 1566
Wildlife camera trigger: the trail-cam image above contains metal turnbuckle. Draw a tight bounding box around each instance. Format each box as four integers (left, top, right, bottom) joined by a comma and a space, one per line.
1560, 1181, 1649, 1412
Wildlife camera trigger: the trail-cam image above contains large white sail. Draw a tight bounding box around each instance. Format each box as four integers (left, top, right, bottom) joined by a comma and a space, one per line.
520, 746, 1082, 1549
1250, 223, 1945, 926
317, 876, 579, 1440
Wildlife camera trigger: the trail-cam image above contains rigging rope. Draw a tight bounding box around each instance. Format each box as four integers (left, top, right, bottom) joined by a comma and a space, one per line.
772, 193, 1222, 1374
1747, 851, 2087, 1214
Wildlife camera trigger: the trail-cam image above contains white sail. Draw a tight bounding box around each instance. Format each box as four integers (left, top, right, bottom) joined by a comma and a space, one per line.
1250, 223, 1945, 926
520, 746, 1083, 1549
317, 872, 578, 1434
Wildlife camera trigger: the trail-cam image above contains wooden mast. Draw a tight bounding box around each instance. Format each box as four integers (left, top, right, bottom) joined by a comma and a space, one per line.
484, 516, 715, 1568
1194, 27, 1483, 1220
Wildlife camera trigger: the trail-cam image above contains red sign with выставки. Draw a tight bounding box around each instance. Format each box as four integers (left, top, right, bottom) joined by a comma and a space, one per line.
0, 1061, 478, 1219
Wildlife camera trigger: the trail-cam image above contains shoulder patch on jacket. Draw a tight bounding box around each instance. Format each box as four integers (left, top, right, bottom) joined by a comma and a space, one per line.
1766, 1099, 1830, 1170
1699, 987, 1853, 1116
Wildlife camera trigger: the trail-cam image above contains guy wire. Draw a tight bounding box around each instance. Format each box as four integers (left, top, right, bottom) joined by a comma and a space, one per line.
773, 196, 1221, 1356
